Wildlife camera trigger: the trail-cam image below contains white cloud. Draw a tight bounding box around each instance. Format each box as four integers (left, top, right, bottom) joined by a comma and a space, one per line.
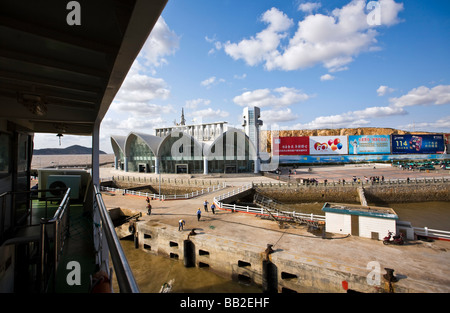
111, 102, 175, 116
138, 16, 180, 68
234, 73, 247, 80
200, 76, 226, 88
297, 105, 406, 129
187, 108, 229, 120
224, 7, 293, 66
117, 116, 165, 130
320, 74, 335, 81
114, 61, 170, 103
185, 98, 211, 109
233, 87, 311, 108
377, 85, 395, 96
223, 0, 403, 72
398, 116, 450, 131
389, 85, 450, 108
201, 76, 216, 87
261, 108, 299, 124
206, 35, 223, 55
298, 2, 321, 13
290, 84, 450, 130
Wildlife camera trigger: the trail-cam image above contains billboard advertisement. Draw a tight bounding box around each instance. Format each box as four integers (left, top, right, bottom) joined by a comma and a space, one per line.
391, 134, 445, 154
348, 135, 391, 154
273, 136, 309, 155
309, 136, 348, 155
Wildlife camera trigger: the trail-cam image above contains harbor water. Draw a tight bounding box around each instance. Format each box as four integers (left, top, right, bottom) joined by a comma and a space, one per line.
114, 201, 449, 293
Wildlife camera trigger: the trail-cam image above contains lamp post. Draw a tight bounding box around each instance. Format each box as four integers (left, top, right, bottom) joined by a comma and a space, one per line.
152, 164, 162, 201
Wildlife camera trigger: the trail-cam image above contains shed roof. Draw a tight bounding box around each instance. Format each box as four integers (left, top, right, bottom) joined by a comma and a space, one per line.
322, 202, 398, 220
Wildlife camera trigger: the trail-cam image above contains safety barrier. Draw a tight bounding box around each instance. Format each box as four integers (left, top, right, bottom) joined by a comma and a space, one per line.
254, 176, 450, 188
213, 185, 326, 223
413, 227, 450, 241
100, 182, 227, 201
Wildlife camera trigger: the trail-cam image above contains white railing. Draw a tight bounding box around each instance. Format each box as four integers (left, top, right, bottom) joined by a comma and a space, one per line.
254, 176, 450, 188
413, 227, 450, 241
100, 182, 227, 201
213, 184, 326, 223
214, 183, 253, 202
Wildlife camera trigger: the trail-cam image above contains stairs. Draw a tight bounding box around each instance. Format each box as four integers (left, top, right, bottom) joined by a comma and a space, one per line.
253, 194, 324, 229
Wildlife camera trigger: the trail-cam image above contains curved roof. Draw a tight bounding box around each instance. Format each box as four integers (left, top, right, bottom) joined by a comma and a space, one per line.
110, 135, 127, 157
125, 132, 163, 156
204, 128, 257, 159
156, 131, 204, 158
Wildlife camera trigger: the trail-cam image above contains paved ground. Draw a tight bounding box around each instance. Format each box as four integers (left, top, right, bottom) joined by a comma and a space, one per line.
101, 165, 450, 293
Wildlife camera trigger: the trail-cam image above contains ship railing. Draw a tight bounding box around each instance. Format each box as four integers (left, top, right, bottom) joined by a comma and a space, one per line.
39, 188, 71, 292
0, 188, 71, 292
93, 184, 139, 293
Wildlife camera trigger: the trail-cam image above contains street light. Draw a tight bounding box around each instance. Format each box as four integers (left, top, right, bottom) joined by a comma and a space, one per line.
151, 164, 162, 201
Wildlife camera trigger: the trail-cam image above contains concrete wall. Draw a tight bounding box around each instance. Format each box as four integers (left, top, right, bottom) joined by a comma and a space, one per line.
132, 221, 409, 293
255, 182, 450, 204
325, 213, 351, 235
359, 216, 396, 240
363, 183, 450, 204
256, 186, 360, 204
325, 212, 396, 240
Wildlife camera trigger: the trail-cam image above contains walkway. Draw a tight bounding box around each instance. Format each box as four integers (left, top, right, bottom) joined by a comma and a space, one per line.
101, 185, 450, 293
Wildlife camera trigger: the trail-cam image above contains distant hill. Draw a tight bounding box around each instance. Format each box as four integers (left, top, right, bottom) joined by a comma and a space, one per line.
33, 145, 107, 155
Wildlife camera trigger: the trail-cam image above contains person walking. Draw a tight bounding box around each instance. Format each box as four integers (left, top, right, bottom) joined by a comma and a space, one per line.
178, 219, 185, 231
146, 203, 152, 215
197, 208, 202, 221
211, 203, 216, 214
203, 200, 209, 212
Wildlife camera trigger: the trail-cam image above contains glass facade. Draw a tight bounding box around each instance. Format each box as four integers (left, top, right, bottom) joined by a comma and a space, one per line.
126, 134, 156, 173
111, 129, 257, 174
207, 130, 256, 173
159, 132, 203, 174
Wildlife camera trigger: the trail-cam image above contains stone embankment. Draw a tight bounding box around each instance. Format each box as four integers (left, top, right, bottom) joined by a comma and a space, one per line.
253, 181, 450, 204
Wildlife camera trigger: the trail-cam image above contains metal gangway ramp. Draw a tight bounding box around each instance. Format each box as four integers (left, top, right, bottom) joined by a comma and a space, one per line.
253, 193, 325, 229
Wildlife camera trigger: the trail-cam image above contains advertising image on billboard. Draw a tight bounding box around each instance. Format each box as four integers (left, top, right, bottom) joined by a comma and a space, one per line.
348, 135, 391, 154
391, 134, 445, 154
273, 136, 309, 155
309, 136, 348, 155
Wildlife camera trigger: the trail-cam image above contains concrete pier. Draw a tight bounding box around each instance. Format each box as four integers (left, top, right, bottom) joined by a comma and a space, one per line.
103, 186, 450, 293
357, 187, 368, 206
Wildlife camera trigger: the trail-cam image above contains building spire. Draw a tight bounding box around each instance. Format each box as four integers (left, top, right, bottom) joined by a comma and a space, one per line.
180, 107, 186, 126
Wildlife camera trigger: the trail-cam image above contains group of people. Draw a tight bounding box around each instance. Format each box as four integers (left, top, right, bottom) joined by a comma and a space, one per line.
144, 197, 216, 231
179, 200, 216, 231
350, 175, 385, 183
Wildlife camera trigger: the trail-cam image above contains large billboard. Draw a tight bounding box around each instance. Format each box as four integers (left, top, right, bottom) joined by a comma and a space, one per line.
273, 136, 309, 155
348, 135, 391, 154
309, 136, 348, 155
391, 134, 445, 154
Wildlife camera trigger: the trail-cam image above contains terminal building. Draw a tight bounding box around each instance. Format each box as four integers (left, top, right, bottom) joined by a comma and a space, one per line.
111, 107, 263, 174
112, 106, 450, 175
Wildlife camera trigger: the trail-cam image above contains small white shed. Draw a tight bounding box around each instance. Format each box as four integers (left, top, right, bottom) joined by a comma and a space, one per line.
322, 202, 398, 240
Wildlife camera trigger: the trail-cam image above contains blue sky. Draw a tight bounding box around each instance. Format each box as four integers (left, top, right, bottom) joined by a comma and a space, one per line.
34, 0, 450, 153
